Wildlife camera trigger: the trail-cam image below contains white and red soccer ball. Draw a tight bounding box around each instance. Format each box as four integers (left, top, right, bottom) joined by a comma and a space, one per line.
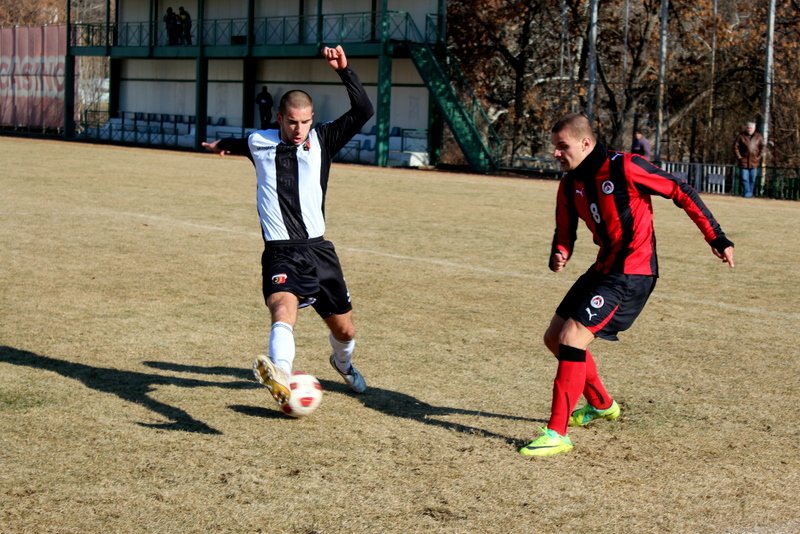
281, 372, 323, 418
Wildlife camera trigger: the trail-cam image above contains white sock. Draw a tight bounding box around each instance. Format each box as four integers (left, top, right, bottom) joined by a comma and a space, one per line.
269, 322, 295, 375
329, 333, 355, 373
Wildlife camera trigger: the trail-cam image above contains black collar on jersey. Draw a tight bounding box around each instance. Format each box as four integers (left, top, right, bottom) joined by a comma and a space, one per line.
569, 142, 606, 183
278, 137, 312, 151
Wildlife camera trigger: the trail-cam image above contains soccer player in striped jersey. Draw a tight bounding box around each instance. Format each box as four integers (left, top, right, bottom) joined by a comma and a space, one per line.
520, 113, 735, 457
202, 46, 373, 405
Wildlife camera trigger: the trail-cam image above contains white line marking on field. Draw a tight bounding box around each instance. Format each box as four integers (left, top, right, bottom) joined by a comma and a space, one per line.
114, 211, 252, 235
104, 209, 798, 320
341, 246, 550, 281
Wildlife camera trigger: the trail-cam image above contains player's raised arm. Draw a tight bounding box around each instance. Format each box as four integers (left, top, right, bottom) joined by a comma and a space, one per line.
323, 45, 347, 70
314, 45, 373, 154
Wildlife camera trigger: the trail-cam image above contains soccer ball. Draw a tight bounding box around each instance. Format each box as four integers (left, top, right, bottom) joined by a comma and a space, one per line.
280, 372, 323, 418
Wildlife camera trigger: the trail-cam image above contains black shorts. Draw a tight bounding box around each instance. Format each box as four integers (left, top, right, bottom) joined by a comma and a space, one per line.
261, 237, 352, 318
556, 269, 657, 341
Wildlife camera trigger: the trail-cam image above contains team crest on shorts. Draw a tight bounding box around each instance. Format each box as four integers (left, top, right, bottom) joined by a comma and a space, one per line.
601, 180, 615, 194
271, 273, 288, 285
590, 295, 605, 308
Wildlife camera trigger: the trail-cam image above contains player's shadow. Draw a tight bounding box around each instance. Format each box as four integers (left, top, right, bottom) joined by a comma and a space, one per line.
317, 379, 546, 445
226, 369, 544, 445
0, 347, 544, 442
0, 345, 258, 435
149, 362, 545, 444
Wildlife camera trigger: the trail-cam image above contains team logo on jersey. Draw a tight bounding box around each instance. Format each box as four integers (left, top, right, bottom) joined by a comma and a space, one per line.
590, 295, 605, 309
271, 273, 288, 285
601, 180, 615, 194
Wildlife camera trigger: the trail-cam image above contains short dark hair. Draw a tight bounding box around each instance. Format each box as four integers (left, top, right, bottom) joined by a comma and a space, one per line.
551, 112, 595, 142
279, 90, 313, 113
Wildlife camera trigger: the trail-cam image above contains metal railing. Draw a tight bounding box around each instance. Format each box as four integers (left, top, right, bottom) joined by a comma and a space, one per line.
118, 22, 151, 47
661, 161, 735, 195
71, 23, 110, 47
78, 110, 197, 148
203, 18, 247, 46
70, 11, 440, 48
254, 16, 308, 45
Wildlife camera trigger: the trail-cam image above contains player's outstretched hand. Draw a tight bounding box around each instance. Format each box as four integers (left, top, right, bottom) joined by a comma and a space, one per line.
712, 245, 735, 268
202, 140, 229, 156
323, 45, 347, 70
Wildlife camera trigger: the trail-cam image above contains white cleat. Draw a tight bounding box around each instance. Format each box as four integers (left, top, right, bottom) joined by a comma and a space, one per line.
252, 355, 291, 404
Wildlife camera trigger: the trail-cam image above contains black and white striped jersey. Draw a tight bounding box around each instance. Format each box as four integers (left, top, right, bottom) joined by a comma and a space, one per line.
218, 67, 373, 243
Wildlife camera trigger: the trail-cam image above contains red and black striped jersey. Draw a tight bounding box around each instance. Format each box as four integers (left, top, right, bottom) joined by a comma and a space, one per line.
551, 144, 732, 276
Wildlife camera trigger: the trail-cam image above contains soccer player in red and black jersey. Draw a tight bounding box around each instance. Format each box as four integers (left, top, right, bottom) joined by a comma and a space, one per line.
520, 113, 735, 458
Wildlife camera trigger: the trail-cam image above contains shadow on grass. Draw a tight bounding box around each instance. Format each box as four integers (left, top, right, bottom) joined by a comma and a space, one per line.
0, 347, 544, 442
0, 345, 257, 435
318, 378, 546, 446
147, 362, 546, 443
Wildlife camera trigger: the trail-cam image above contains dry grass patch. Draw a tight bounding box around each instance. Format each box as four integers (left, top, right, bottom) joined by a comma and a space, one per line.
1, 137, 799, 533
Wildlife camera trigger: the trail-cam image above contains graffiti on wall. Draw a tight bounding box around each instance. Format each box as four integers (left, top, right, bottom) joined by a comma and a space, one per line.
0, 25, 67, 129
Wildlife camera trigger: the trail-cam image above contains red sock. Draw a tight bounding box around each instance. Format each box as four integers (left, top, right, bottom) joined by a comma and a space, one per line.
548, 345, 587, 436
583, 350, 612, 410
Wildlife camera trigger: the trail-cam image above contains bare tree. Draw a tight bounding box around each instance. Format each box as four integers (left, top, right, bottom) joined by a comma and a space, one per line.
0, 0, 64, 26
449, 0, 800, 168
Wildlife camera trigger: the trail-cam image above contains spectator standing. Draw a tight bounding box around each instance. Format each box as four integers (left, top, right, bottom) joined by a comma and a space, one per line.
178, 7, 192, 45
255, 86, 274, 129
631, 129, 652, 160
733, 121, 764, 198
163, 7, 178, 46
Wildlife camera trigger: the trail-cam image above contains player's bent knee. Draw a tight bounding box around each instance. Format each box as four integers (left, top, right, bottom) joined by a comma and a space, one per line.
543, 326, 563, 356
331, 330, 355, 342
328, 321, 355, 341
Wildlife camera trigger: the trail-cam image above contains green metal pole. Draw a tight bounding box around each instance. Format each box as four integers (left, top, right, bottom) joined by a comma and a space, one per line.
375, 0, 391, 167
243, 0, 255, 129
243, 57, 256, 129
316, 0, 323, 47
149, 0, 155, 49
194, 0, 207, 149
106, 0, 112, 50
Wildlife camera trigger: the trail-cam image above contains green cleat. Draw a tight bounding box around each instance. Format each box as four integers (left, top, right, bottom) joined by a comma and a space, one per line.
519, 427, 574, 457
569, 400, 620, 427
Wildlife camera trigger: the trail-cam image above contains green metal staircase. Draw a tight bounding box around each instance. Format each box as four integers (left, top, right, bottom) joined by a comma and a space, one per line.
408, 43, 502, 173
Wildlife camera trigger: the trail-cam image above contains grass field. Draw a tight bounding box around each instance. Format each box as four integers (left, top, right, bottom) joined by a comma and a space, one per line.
1, 137, 799, 533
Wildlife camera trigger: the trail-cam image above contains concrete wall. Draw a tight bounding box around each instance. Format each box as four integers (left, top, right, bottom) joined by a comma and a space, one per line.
119, 56, 428, 133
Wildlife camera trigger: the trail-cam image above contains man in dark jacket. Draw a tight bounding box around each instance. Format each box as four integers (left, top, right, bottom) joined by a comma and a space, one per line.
255, 86, 274, 129
178, 7, 192, 45
733, 121, 764, 198
163, 7, 178, 45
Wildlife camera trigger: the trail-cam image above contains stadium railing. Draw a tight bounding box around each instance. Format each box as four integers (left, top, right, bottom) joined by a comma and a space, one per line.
70, 11, 440, 49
